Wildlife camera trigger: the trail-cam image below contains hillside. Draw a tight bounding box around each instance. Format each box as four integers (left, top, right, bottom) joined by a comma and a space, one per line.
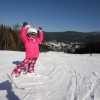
44, 31, 100, 43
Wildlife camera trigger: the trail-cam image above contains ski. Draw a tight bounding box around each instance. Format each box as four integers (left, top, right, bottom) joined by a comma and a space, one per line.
7, 73, 25, 90
23, 72, 48, 78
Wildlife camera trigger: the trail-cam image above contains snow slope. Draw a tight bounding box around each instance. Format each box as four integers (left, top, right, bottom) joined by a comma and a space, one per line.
0, 50, 100, 100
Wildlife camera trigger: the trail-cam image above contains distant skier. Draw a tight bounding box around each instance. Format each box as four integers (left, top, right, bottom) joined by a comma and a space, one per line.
12, 22, 44, 77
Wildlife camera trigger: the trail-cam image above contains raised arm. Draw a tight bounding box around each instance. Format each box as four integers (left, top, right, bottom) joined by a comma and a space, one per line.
20, 28, 28, 43
36, 29, 44, 44
38, 30, 44, 42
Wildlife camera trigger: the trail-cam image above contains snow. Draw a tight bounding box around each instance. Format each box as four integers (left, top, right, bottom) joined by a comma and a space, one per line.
0, 50, 100, 100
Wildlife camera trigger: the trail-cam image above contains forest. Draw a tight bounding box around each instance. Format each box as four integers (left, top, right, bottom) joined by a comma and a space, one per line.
75, 40, 100, 54
0, 24, 100, 54
0, 24, 49, 52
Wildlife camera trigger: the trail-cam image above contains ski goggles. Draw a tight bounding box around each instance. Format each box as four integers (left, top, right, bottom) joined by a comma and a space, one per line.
28, 32, 37, 38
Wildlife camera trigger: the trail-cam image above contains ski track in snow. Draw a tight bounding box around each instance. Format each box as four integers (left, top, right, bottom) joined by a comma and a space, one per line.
0, 51, 100, 100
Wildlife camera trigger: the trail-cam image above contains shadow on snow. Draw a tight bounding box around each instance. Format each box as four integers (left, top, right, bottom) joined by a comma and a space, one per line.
0, 80, 20, 100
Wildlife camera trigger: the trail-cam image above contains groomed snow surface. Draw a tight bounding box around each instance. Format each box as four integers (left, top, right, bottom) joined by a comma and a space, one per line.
0, 50, 100, 100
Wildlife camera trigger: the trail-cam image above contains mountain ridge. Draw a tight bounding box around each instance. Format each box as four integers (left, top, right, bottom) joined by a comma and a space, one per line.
43, 31, 100, 43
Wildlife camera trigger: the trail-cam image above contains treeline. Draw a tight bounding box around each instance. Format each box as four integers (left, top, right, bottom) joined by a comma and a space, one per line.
0, 24, 100, 53
0, 24, 23, 51
0, 24, 49, 52
75, 40, 100, 54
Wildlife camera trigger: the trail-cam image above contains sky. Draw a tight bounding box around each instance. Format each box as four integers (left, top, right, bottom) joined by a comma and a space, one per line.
0, 0, 100, 32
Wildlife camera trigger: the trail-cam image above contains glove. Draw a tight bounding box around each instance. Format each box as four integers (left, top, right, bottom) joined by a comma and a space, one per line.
39, 27, 42, 30
39, 27, 42, 31
25, 24, 32, 29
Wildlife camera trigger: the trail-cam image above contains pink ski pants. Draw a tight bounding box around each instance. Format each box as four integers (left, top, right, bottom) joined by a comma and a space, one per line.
12, 58, 37, 76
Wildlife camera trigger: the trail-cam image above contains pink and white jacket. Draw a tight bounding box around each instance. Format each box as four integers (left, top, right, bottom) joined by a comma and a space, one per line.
20, 27, 43, 58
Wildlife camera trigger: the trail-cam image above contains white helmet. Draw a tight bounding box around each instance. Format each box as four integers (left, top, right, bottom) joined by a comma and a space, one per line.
27, 27, 37, 33
27, 28, 37, 38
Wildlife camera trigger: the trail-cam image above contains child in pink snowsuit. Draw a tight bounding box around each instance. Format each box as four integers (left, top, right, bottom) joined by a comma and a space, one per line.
12, 23, 43, 76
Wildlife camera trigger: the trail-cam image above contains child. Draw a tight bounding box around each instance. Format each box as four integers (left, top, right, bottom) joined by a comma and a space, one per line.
12, 23, 44, 77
